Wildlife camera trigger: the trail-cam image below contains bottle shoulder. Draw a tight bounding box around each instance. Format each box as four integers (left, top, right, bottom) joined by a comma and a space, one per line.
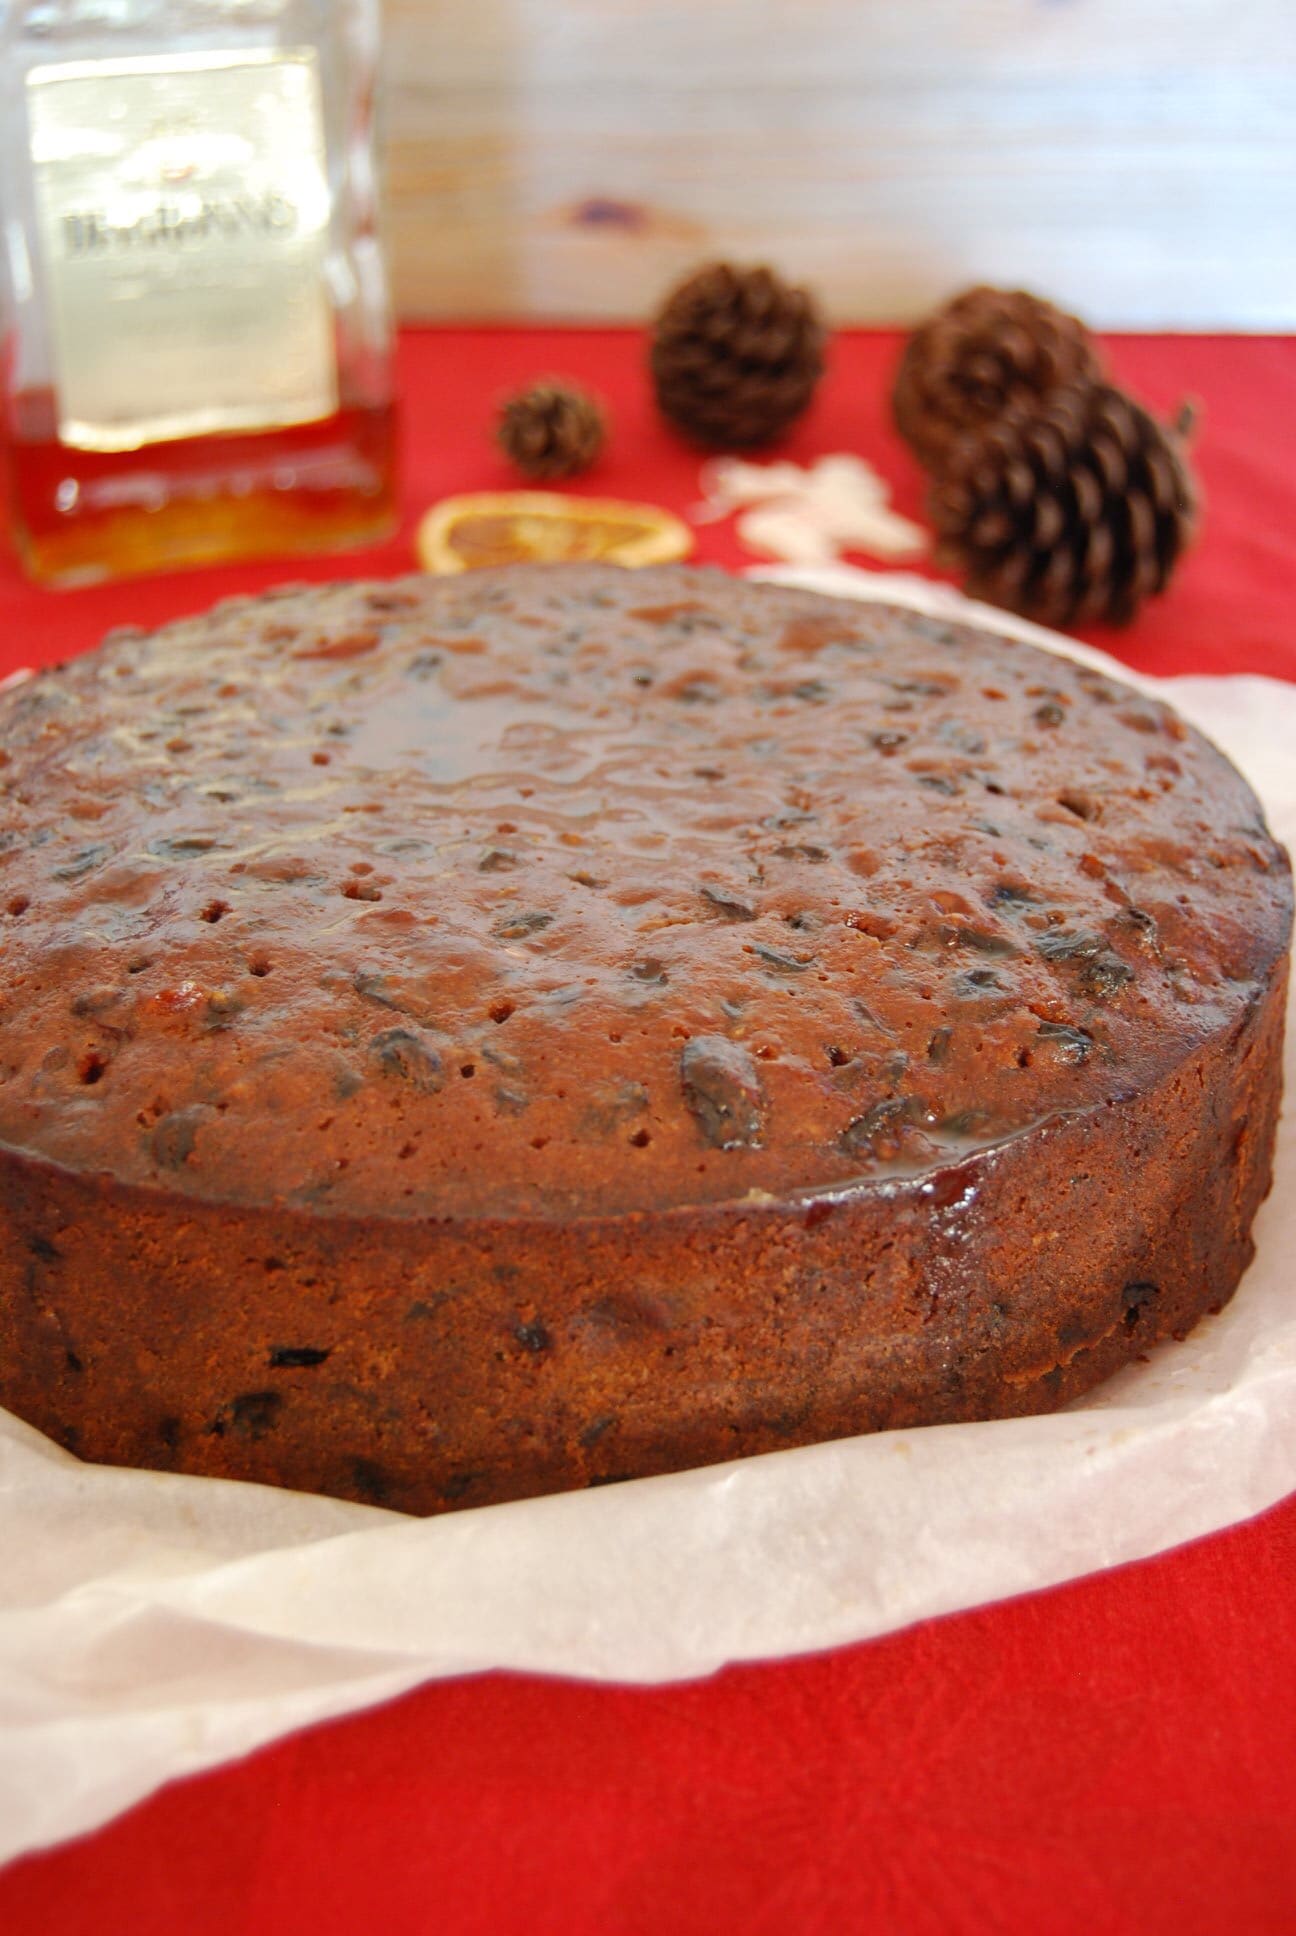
1, 3, 344, 62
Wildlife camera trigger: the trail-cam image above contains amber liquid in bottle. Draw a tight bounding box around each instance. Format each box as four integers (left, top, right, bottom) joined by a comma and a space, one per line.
1, 2, 397, 586
6, 390, 398, 586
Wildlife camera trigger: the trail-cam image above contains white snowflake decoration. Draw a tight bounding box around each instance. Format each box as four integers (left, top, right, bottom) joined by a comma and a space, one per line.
694, 453, 929, 566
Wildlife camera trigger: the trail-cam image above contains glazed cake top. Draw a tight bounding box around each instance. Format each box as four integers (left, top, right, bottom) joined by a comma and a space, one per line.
0, 565, 1289, 1221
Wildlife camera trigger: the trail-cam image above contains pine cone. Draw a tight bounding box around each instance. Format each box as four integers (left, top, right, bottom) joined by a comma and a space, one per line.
930, 385, 1199, 628
894, 286, 1102, 471
497, 379, 606, 481
650, 262, 825, 449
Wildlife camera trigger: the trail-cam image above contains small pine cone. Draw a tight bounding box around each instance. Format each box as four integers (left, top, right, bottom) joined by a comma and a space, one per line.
930, 384, 1199, 629
497, 379, 607, 481
650, 261, 825, 449
894, 285, 1102, 471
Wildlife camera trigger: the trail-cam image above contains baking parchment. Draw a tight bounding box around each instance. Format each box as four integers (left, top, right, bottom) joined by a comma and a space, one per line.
2, 567, 1292, 1865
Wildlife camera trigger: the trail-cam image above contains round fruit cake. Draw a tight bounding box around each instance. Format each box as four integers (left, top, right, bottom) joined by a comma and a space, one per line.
0, 566, 1289, 1514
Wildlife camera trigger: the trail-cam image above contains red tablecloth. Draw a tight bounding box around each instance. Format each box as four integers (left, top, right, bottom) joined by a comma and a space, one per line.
1, 330, 1293, 1934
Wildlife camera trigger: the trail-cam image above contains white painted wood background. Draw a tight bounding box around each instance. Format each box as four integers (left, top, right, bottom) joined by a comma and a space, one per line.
382, 0, 1295, 327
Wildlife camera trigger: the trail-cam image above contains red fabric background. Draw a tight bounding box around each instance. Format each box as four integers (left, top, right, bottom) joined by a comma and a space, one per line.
1, 330, 1293, 1932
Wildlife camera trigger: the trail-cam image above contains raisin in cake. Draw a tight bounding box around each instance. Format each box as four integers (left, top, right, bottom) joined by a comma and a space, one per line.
0, 566, 1289, 1512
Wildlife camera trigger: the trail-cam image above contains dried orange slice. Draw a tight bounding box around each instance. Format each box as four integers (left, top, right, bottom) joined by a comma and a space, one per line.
415, 491, 693, 574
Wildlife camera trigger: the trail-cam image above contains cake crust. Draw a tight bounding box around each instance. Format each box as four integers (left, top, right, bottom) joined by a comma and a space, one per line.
0, 566, 1289, 1512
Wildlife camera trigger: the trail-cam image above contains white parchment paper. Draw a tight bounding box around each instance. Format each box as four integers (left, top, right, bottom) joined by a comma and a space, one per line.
2, 568, 1293, 1866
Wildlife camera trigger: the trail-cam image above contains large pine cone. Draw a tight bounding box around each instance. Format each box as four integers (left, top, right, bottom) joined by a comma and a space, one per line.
497, 378, 606, 481
650, 262, 825, 449
894, 286, 1102, 471
930, 384, 1199, 628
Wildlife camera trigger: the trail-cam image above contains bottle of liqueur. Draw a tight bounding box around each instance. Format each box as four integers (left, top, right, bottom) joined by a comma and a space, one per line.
0, 0, 397, 584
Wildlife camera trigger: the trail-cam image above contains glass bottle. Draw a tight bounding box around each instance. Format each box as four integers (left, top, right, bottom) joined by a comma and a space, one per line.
0, 0, 398, 585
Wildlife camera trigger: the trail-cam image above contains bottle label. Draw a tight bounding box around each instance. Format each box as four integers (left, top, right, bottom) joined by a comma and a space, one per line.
26, 49, 339, 452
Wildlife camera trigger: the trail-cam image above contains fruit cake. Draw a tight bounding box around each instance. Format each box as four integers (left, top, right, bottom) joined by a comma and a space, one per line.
0, 565, 1289, 1513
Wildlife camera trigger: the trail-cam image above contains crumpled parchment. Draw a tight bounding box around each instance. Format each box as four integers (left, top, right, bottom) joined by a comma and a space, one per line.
2, 567, 1292, 1866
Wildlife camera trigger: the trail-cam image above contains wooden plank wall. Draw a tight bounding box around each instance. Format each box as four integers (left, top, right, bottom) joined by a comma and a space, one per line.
381, 0, 1296, 328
